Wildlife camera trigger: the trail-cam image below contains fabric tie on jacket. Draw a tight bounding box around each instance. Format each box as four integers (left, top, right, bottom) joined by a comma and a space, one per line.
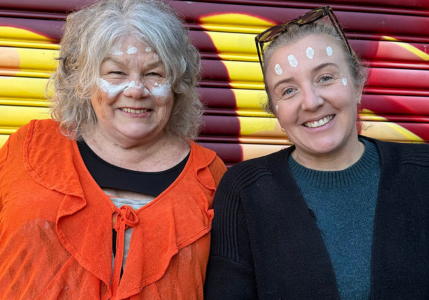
112, 205, 139, 295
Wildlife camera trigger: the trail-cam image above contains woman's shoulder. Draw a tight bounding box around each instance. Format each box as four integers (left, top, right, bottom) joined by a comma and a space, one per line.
219, 148, 290, 189
8, 119, 60, 146
364, 136, 429, 167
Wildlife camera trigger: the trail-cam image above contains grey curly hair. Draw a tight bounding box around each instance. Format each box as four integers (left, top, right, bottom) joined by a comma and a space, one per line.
49, 0, 202, 141
261, 21, 368, 114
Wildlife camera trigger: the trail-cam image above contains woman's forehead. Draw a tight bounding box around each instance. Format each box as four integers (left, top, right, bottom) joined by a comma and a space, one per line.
267, 34, 345, 71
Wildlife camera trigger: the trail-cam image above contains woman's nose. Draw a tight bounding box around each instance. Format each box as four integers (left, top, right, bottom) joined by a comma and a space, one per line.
123, 80, 150, 99
301, 87, 323, 111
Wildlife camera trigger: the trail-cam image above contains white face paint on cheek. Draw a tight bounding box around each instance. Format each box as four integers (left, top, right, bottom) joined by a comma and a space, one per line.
306, 47, 314, 59
274, 64, 282, 75
145, 46, 152, 52
275, 105, 278, 112
150, 82, 171, 105
153, 53, 159, 62
326, 46, 333, 56
342, 78, 347, 86
126, 46, 137, 54
288, 55, 298, 67
98, 79, 129, 98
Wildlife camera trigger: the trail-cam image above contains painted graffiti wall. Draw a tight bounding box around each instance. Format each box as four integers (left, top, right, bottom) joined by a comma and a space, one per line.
0, 0, 428, 166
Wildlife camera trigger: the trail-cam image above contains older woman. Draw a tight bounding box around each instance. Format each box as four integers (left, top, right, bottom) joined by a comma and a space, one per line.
204, 6, 429, 300
0, 0, 226, 299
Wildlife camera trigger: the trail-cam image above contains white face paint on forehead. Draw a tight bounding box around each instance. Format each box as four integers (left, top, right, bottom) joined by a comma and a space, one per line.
111, 44, 123, 56
326, 46, 333, 57
288, 55, 298, 67
274, 64, 283, 75
306, 47, 314, 59
126, 45, 137, 55
342, 78, 347, 86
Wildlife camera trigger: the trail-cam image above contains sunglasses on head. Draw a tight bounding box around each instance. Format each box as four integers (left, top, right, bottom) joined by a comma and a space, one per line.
255, 6, 352, 70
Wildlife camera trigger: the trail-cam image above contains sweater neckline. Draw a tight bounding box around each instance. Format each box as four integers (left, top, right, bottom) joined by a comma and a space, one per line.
288, 139, 380, 188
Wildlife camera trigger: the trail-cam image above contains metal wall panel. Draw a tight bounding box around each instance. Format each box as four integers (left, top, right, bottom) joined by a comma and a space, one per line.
0, 0, 428, 165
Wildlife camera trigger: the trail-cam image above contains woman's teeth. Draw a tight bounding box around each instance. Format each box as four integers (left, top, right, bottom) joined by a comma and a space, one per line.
120, 108, 148, 113
304, 115, 334, 128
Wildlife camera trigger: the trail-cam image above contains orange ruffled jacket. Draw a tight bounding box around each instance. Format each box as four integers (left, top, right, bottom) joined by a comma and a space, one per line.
0, 119, 226, 300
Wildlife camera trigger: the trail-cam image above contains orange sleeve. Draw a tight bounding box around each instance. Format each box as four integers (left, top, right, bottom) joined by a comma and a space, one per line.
208, 156, 227, 188
0, 137, 9, 173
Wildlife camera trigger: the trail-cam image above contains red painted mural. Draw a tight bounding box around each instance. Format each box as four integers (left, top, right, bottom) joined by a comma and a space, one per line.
0, 0, 428, 165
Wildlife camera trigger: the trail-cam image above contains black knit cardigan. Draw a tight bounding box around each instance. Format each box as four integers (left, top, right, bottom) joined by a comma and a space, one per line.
204, 137, 429, 299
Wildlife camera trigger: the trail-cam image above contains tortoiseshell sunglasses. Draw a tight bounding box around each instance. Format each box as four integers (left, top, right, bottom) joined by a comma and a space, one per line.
255, 6, 352, 70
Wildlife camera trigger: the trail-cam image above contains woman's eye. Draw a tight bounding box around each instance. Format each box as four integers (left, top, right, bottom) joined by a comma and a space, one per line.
110, 71, 126, 75
146, 72, 161, 77
320, 75, 333, 83
283, 87, 295, 96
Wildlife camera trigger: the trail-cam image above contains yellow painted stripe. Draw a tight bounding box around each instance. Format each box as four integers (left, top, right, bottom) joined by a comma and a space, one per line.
0, 76, 50, 106
238, 137, 290, 145
0, 27, 57, 47
0, 134, 9, 148
0, 47, 58, 78
361, 121, 424, 142
241, 143, 287, 161
238, 116, 284, 137
0, 41, 60, 50
0, 105, 50, 133
233, 89, 273, 117
391, 42, 429, 61
199, 14, 274, 34
206, 31, 258, 61
222, 61, 264, 89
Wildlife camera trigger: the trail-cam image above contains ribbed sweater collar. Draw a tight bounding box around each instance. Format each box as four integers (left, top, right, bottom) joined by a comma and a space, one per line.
288, 139, 380, 188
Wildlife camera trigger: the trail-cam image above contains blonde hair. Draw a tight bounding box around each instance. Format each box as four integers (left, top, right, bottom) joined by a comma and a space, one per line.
49, 0, 202, 141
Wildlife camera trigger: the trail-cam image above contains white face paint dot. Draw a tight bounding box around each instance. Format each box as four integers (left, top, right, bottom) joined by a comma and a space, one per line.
145, 46, 152, 52
306, 47, 314, 59
126, 46, 137, 54
274, 64, 282, 75
111, 45, 123, 56
342, 78, 347, 86
153, 53, 159, 61
326, 46, 333, 57
288, 55, 298, 67
275, 105, 278, 112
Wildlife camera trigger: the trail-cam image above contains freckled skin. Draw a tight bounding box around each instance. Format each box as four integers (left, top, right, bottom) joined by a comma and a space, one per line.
265, 34, 364, 170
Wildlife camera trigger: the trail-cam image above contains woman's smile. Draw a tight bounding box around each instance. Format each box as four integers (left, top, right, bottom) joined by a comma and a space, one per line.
302, 114, 335, 128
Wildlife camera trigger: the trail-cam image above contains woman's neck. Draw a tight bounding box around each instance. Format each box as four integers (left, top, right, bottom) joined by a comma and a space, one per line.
291, 136, 365, 171
82, 129, 190, 172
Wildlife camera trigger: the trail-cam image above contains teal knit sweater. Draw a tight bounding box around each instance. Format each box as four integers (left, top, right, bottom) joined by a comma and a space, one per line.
289, 139, 381, 300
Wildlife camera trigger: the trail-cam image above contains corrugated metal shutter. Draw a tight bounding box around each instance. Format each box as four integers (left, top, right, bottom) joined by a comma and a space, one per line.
0, 0, 428, 166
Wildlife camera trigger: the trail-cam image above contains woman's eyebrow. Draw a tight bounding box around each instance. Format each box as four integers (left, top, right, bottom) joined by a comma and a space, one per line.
103, 57, 126, 66
273, 77, 294, 91
312, 62, 339, 73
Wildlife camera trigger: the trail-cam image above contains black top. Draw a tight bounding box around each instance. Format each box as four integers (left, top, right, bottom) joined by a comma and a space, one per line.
77, 140, 189, 197
205, 137, 429, 299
